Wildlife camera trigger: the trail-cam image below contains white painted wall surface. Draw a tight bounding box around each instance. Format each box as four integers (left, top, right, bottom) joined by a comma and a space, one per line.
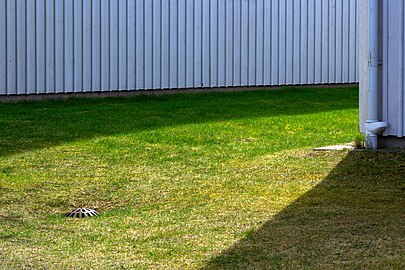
382, 0, 405, 137
358, 0, 368, 134
0, 0, 359, 95
359, 0, 405, 138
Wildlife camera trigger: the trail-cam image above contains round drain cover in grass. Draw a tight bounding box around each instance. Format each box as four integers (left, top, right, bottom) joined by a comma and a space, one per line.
65, 208, 100, 218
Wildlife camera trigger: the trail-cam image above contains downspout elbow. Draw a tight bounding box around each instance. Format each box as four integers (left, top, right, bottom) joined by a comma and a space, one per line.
365, 121, 388, 150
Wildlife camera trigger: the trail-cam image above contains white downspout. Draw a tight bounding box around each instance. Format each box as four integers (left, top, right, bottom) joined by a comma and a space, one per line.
365, 0, 387, 150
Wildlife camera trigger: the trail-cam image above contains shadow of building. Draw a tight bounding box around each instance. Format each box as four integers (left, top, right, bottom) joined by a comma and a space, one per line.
203, 151, 405, 269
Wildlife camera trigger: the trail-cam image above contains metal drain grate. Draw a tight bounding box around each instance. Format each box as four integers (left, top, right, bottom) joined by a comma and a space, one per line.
65, 208, 100, 218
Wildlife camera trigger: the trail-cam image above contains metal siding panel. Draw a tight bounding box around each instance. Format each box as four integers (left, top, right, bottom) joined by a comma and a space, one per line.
293, 0, 301, 84
248, 0, 256, 85
169, 0, 181, 88
278, 0, 287, 84
225, 0, 234, 86
36, 0, 46, 94
209, 0, 218, 87
135, 0, 144, 90
27, 0, 37, 94
308, 0, 316, 84
16, 0, 27, 94
82, 0, 92, 92
46, 0, 56, 93
300, 0, 308, 85
186, 0, 195, 88
63, 0, 73, 93
285, 0, 293, 84
54, 2, 65, 93
6, 0, 16, 94
332, 0, 338, 83
100, 0, 110, 91
271, 0, 279, 85
335, 0, 343, 83
177, 0, 186, 88
349, 0, 357, 83
109, 0, 119, 90
321, 0, 329, 83
255, 0, 264, 86
383, 0, 389, 131
152, 0, 161, 89
55, 2, 65, 92
144, 0, 153, 89
2, 0, 361, 96
240, 0, 248, 86
263, 0, 271, 86
400, 1, 405, 137
202, 0, 210, 87
161, 0, 170, 89
355, 0, 359, 82
73, 0, 83, 92
217, 0, 225, 87
393, 0, 402, 135
328, 0, 336, 83
232, 0, 241, 87
342, 0, 350, 82
127, 0, 136, 90
118, 0, 128, 90
0, 0, 6, 94
314, 0, 322, 83
385, 1, 401, 136
193, 0, 202, 88
91, 0, 101, 91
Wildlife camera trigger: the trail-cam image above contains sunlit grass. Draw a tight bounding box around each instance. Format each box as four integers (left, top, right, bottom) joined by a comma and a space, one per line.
1, 86, 402, 269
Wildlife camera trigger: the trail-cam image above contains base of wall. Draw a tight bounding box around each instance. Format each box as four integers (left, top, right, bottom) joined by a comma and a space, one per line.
378, 135, 405, 149
0, 83, 358, 103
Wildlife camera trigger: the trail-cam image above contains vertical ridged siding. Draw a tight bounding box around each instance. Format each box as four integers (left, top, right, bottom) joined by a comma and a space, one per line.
0, 0, 359, 95
383, 1, 405, 137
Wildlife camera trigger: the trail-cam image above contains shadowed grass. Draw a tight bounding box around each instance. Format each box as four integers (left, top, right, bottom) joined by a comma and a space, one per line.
203, 151, 405, 269
2, 86, 400, 269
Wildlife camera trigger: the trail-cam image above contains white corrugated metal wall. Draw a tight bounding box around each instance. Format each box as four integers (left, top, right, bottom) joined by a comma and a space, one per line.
0, 0, 359, 95
383, 1, 405, 137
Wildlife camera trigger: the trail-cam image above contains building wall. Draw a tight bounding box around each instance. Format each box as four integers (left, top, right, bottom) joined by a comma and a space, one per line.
382, 1, 405, 137
358, 0, 368, 134
0, 0, 359, 95
359, 0, 405, 139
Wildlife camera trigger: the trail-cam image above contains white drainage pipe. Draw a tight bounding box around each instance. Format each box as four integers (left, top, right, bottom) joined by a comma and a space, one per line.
365, 0, 387, 150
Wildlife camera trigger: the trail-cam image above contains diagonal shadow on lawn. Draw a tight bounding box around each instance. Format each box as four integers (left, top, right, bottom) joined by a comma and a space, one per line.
0, 87, 358, 158
202, 151, 405, 269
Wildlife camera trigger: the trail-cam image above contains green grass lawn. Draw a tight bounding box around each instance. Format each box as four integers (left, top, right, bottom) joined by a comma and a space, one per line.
0, 86, 404, 269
